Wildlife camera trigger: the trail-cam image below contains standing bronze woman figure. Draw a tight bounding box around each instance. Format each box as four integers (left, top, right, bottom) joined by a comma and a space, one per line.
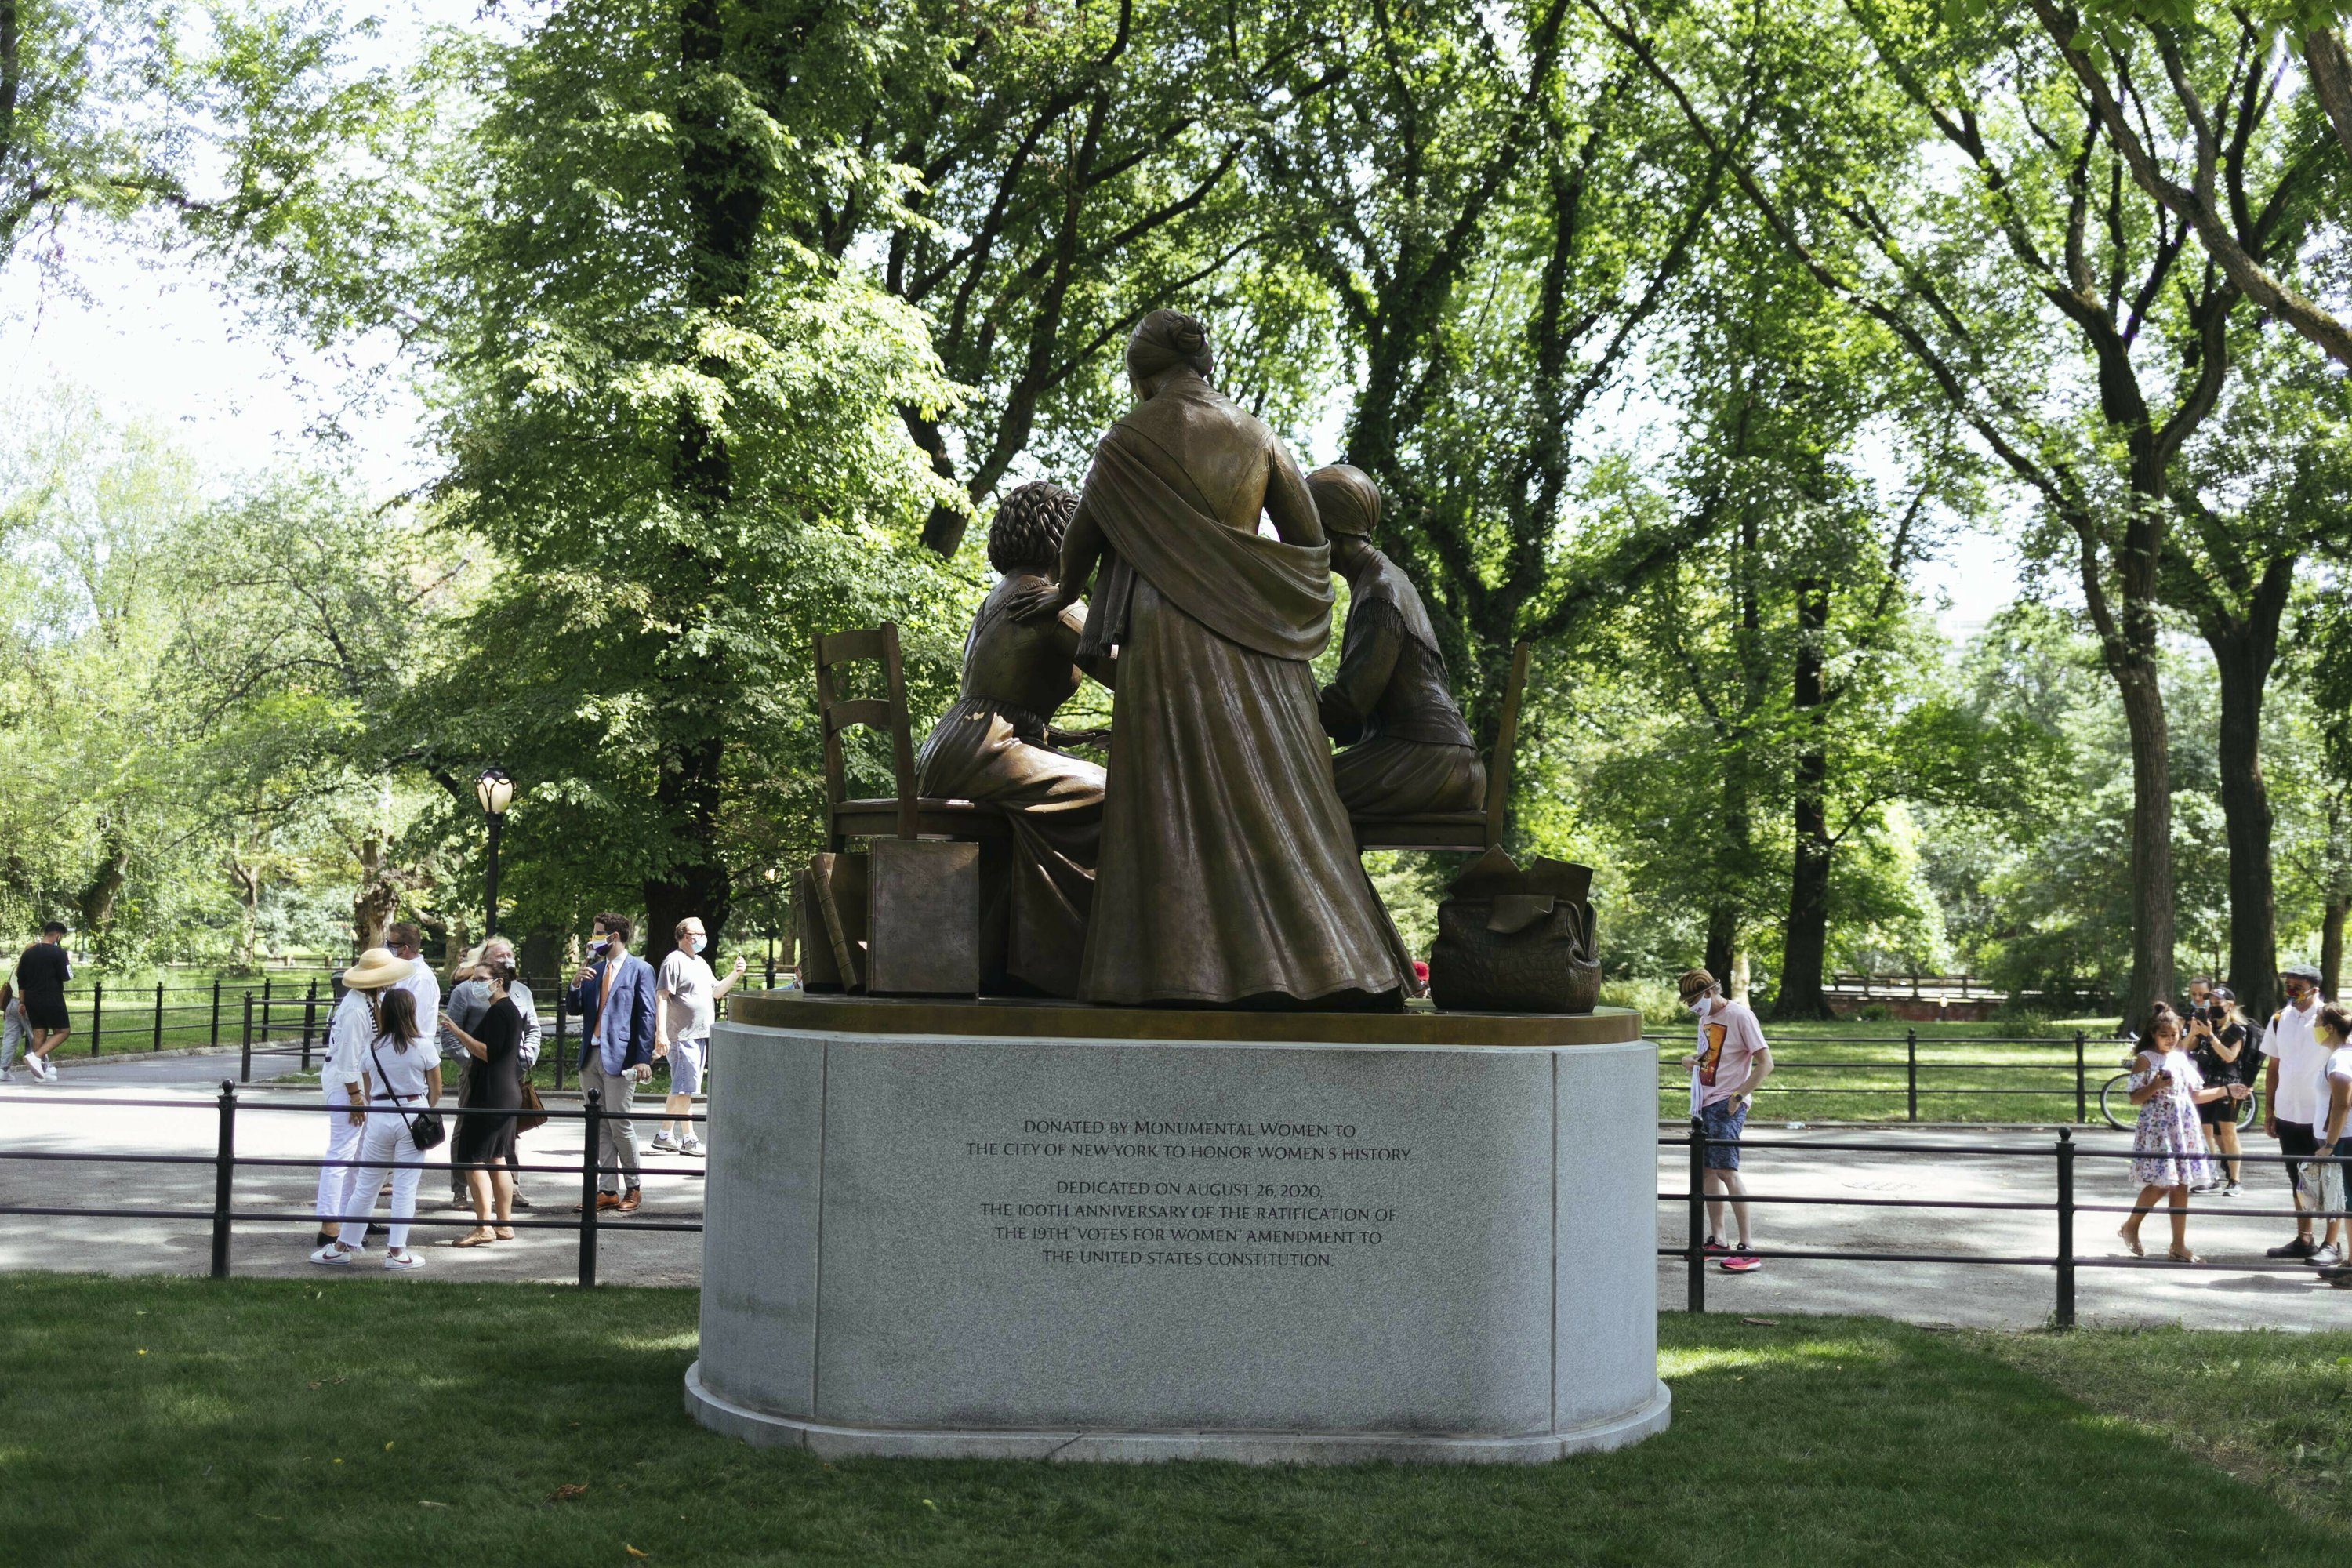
1026, 310, 1412, 1007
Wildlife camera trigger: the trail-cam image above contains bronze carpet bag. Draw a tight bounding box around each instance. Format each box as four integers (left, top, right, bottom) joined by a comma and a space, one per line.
1428, 849, 1602, 1015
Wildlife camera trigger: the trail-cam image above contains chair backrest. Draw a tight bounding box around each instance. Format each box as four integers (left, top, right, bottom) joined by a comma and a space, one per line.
1481, 641, 1533, 851
813, 622, 917, 846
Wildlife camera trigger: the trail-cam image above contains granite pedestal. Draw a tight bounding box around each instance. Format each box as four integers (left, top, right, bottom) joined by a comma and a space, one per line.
688, 994, 1666, 1464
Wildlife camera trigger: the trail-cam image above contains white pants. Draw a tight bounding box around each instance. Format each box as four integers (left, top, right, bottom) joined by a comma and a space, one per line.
316, 1093, 365, 1228
341, 1100, 427, 1250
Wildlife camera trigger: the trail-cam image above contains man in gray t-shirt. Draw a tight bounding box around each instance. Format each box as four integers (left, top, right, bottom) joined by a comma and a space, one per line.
654, 916, 745, 1156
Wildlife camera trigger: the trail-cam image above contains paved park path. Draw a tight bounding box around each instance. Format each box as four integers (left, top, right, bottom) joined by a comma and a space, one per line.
2, 1052, 2343, 1327
0, 1047, 700, 1285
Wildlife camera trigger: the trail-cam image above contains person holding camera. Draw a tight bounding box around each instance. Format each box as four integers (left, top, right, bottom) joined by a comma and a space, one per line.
2187, 985, 2252, 1197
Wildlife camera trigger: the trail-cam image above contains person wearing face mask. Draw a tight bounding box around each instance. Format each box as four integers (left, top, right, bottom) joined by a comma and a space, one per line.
2261, 964, 2336, 1264
1675, 967, 1773, 1273
564, 913, 656, 1214
653, 917, 745, 1156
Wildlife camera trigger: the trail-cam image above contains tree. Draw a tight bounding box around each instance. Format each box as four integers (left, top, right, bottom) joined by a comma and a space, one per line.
2024, 1, 2352, 369
1598, 0, 2303, 1022
1, 0, 397, 277
858, 1, 1335, 554
2161, 333, 2352, 1015
410, 0, 970, 964
1256, 0, 1737, 750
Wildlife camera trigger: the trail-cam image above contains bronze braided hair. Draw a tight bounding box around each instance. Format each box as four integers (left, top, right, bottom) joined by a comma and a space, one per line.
988, 481, 1079, 575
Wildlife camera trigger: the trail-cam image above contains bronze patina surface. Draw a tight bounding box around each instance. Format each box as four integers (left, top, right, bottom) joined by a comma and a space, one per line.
1308, 464, 1486, 820
729, 988, 1641, 1047
1023, 310, 1414, 1010
914, 481, 1109, 998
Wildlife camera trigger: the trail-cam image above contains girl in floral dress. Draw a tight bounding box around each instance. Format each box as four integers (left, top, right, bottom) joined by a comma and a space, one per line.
2119, 1004, 2249, 1262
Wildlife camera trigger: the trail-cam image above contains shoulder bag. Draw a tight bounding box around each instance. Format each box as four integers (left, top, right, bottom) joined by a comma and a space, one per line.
368, 1034, 448, 1152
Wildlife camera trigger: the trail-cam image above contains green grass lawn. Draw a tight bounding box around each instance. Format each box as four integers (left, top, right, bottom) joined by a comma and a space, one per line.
1652, 1020, 2153, 1125
5, 1276, 2345, 1566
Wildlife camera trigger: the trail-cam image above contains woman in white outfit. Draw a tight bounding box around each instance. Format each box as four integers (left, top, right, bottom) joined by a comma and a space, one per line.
310, 949, 406, 1254
310, 985, 441, 1271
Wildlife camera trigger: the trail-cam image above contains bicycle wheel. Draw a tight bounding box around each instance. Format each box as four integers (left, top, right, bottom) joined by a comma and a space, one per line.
2234, 1084, 2260, 1130
2100, 1073, 2136, 1132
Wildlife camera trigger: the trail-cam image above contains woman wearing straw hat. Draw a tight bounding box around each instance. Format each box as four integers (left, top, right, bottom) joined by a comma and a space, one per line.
309, 946, 408, 1260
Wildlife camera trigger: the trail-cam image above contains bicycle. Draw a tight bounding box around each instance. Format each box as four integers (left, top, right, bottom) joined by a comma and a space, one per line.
2098, 1065, 2259, 1132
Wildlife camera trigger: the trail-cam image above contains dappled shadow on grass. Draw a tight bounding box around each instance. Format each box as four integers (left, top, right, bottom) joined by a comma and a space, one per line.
3, 1276, 2342, 1567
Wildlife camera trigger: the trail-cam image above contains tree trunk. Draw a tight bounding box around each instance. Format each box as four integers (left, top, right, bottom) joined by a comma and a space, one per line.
1704, 904, 1736, 989
352, 836, 399, 951
2323, 896, 2345, 1004
2111, 648, 2176, 1030
75, 830, 130, 945
641, 0, 765, 965
2204, 578, 2288, 1020
1773, 580, 1835, 1021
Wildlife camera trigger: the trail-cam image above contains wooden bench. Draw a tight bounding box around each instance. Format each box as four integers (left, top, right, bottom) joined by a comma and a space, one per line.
1349, 641, 1530, 854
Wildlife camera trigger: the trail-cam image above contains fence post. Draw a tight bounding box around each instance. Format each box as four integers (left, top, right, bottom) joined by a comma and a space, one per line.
240, 993, 253, 1083
1905, 1027, 1918, 1122
1686, 1115, 1708, 1315
2055, 1128, 2075, 1329
211, 1080, 238, 1279
554, 1000, 568, 1092
153, 982, 165, 1052
210, 977, 222, 1047
579, 1090, 603, 1288
2074, 1030, 2087, 1124
300, 979, 319, 1072
89, 981, 103, 1057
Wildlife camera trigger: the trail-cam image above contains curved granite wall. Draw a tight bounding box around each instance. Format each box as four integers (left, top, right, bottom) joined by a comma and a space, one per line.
688, 998, 1665, 1464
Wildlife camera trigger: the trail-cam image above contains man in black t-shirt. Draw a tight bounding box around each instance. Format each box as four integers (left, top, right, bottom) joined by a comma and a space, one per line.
13, 922, 73, 1082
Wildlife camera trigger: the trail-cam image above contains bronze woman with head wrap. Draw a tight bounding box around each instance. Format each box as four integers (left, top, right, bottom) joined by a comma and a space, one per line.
1305, 465, 1485, 819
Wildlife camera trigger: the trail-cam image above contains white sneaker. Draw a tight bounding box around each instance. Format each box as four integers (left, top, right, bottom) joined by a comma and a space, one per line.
383, 1250, 425, 1272
309, 1243, 355, 1266
29, 1054, 53, 1081
681, 1138, 706, 1157
651, 1133, 680, 1152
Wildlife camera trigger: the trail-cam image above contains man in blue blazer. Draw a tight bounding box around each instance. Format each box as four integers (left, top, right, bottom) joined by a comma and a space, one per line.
567, 912, 656, 1214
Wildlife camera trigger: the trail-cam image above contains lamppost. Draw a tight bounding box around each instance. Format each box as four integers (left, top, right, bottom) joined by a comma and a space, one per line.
476, 766, 514, 937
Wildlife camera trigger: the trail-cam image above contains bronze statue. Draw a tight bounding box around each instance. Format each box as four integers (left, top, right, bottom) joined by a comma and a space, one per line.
1021, 311, 1414, 1008
915, 482, 1109, 998
1308, 465, 1486, 817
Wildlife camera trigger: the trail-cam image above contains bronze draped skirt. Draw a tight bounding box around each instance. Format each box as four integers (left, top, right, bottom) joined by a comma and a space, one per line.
916, 699, 1105, 999
1078, 578, 1413, 1006
1332, 737, 1486, 817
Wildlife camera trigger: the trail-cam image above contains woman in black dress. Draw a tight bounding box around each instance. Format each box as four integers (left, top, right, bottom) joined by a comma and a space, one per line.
441, 958, 524, 1245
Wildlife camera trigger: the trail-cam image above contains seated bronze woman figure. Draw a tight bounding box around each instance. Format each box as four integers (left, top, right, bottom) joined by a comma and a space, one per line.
1308, 464, 1486, 818
915, 482, 1110, 999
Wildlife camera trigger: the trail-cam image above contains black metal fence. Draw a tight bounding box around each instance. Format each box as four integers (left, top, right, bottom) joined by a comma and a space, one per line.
0, 1087, 701, 1287
1664, 1118, 2350, 1327
1653, 1030, 2130, 1123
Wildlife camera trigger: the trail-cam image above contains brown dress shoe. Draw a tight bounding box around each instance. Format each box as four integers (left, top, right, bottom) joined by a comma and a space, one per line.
572, 1192, 625, 1214
617, 1189, 642, 1214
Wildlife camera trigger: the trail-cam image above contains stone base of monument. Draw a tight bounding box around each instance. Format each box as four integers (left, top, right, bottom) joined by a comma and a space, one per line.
688, 994, 1666, 1465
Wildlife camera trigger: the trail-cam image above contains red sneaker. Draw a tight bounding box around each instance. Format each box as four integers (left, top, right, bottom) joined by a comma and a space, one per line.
1701, 1236, 1729, 1255
1719, 1249, 1761, 1273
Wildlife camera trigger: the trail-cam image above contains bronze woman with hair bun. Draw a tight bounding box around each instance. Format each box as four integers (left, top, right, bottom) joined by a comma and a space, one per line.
1022, 310, 1414, 1008
916, 481, 1110, 999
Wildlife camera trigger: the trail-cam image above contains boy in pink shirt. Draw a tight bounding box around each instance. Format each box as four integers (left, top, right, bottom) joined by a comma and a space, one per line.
1679, 967, 1774, 1272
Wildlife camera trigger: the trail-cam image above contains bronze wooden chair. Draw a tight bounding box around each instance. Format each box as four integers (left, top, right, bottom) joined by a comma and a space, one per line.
814, 622, 1009, 848
1350, 641, 1531, 854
